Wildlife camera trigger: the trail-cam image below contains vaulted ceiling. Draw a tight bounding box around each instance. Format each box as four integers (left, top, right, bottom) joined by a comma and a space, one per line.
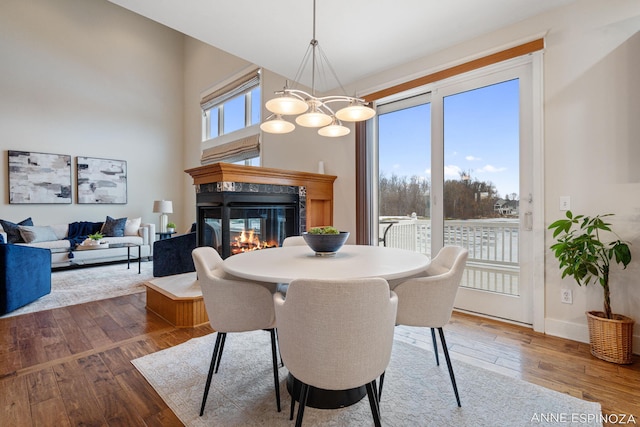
109, 0, 576, 92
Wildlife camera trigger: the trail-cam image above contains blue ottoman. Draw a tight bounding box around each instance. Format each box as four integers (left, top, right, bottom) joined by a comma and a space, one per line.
0, 244, 52, 315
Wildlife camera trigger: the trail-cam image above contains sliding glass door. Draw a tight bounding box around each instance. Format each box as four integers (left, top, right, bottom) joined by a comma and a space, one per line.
375, 58, 535, 325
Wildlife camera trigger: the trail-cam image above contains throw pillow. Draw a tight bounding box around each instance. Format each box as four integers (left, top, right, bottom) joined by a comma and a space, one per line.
101, 216, 127, 237
18, 225, 59, 243
124, 217, 142, 236
0, 217, 34, 243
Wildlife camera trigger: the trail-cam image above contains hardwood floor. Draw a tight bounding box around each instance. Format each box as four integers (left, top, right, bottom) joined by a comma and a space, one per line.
1, 293, 638, 426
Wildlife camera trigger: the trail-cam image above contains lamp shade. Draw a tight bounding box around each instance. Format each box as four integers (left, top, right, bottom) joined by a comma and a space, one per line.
265, 96, 309, 115
153, 200, 173, 214
295, 110, 332, 128
318, 123, 350, 137
260, 115, 295, 134
335, 103, 376, 122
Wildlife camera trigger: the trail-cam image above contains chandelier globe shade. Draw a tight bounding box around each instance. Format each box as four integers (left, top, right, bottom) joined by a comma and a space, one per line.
295, 104, 333, 128
335, 103, 376, 122
261, 0, 375, 137
260, 115, 295, 134
318, 121, 350, 137
265, 95, 309, 116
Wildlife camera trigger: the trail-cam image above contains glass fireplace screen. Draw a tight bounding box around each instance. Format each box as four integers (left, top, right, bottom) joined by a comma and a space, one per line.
200, 203, 298, 258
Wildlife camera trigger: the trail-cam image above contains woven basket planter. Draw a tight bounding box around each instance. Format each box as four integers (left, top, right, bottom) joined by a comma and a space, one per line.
586, 311, 635, 364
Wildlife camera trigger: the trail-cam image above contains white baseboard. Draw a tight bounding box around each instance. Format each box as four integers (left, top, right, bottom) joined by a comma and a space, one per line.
545, 317, 640, 355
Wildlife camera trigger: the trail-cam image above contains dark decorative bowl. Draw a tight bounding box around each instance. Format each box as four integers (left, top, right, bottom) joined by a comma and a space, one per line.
302, 231, 350, 256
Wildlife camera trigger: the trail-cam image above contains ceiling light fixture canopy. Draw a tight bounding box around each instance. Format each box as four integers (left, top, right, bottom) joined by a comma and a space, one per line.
260, 0, 375, 138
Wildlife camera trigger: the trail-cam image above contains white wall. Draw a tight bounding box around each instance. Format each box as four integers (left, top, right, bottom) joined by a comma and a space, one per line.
541, 2, 640, 347
0, 0, 185, 229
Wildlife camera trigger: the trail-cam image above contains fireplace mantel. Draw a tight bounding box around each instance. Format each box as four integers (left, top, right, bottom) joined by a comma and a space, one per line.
185, 163, 337, 229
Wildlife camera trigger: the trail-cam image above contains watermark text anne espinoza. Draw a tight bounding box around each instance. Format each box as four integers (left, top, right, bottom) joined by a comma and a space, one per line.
531, 413, 636, 424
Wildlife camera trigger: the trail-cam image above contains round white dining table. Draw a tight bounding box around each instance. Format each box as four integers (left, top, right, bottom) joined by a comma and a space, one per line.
223, 244, 429, 410
222, 244, 430, 283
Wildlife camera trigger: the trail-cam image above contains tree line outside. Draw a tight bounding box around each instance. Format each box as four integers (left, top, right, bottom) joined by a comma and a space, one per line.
379, 173, 517, 220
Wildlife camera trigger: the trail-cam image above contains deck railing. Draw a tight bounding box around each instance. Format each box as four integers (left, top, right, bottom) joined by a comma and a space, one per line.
380, 218, 520, 295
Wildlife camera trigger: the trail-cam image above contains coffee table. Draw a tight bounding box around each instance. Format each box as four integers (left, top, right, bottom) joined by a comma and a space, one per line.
73, 242, 142, 273
113, 243, 142, 274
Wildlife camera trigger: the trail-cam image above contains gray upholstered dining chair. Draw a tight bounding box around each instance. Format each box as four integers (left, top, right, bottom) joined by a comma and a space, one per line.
191, 247, 281, 416
282, 235, 306, 246
384, 245, 468, 407
274, 277, 398, 427
276, 235, 307, 294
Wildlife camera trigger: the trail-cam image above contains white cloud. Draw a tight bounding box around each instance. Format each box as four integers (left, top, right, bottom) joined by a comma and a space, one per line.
478, 164, 507, 173
444, 165, 462, 177
465, 155, 482, 161
392, 163, 401, 169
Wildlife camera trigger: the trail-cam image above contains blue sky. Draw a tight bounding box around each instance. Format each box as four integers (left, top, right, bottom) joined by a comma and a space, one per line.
378, 79, 520, 198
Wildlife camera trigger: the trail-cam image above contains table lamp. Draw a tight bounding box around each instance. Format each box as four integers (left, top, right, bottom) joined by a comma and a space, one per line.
153, 200, 173, 232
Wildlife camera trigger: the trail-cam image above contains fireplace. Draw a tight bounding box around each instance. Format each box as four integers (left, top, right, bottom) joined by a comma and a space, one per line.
186, 163, 337, 259
196, 184, 303, 258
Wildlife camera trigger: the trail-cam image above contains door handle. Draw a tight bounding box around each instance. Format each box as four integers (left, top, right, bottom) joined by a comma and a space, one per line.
524, 211, 533, 231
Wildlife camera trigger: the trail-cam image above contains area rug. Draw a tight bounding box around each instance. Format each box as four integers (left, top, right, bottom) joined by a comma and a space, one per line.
132, 331, 603, 427
1, 261, 154, 318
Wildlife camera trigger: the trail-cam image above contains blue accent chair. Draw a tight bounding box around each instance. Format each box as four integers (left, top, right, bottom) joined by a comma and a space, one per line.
1, 244, 52, 315
153, 232, 197, 277
152, 223, 220, 277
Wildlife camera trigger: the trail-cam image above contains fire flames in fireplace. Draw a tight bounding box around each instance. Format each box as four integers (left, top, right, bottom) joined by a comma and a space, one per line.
231, 229, 278, 255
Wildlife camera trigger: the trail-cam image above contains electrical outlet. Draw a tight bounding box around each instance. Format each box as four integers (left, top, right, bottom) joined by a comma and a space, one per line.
560, 196, 571, 211
561, 288, 572, 304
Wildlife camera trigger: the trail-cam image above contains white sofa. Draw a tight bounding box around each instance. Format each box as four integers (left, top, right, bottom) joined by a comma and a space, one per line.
0, 221, 155, 268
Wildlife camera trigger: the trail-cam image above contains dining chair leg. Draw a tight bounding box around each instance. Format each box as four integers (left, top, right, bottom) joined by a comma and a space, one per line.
269, 329, 281, 412
366, 381, 382, 427
289, 395, 296, 421
200, 332, 223, 416
378, 371, 385, 401
431, 328, 440, 366
438, 327, 461, 407
372, 378, 380, 410
214, 332, 227, 373
295, 383, 309, 427
275, 328, 284, 367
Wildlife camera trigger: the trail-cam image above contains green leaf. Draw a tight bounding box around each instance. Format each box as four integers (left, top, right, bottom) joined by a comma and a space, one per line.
547, 211, 633, 315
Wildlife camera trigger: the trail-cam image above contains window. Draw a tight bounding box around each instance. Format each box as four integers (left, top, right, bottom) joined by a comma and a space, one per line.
200, 68, 261, 165
201, 70, 261, 139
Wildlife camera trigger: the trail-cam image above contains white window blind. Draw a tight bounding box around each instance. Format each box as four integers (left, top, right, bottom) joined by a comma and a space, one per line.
201, 131, 260, 165
200, 69, 260, 112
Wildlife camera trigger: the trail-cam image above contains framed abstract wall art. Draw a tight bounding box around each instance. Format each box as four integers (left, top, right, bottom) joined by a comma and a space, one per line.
8, 150, 72, 204
76, 156, 127, 204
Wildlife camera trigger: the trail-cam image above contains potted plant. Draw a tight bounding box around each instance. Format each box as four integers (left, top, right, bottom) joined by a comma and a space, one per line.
548, 210, 634, 364
166, 222, 176, 233
302, 226, 350, 256
81, 232, 107, 248
88, 232, 104, 241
